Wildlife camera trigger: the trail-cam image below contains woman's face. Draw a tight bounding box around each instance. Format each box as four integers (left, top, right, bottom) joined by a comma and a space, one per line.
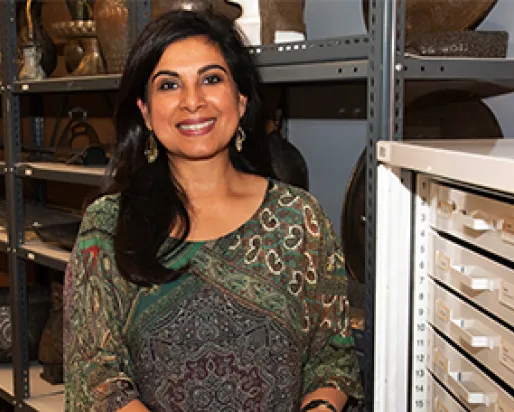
137, 35, 247, 162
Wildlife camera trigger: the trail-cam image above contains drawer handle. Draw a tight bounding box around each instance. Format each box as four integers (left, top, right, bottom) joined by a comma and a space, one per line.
450, 318, 500, 349
447, 371, 498, 406
452, 210, 494, 231
450, 264, 500, 291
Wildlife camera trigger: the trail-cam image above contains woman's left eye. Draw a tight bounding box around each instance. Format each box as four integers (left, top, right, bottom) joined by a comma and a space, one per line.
203, 74, 222, 85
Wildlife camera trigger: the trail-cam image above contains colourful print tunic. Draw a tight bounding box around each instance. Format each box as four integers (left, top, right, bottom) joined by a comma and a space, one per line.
64, 180, 364, 411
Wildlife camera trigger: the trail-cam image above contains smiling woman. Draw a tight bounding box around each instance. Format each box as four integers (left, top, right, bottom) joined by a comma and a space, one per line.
63, 10, 364, 412
137, 36, 247, 164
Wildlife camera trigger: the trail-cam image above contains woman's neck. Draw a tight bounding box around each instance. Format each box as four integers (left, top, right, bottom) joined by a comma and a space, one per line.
171, 156, 242, 204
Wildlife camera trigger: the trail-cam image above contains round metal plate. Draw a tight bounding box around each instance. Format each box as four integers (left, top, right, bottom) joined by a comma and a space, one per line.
362, 0, 497, 42
341, 91, 503, 284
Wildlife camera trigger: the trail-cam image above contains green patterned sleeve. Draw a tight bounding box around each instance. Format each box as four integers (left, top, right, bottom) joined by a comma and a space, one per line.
64, 200, 139, 411
301, 213, 365, 401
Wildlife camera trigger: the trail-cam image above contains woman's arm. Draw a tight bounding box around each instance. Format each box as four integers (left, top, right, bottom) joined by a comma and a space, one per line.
64, 198, 141, 411
117, 400, 150, 412
300, 202, 365, 408
301, 387, 348, 411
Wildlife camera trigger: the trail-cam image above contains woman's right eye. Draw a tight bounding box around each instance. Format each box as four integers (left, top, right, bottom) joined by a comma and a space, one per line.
158, 80, 178, 91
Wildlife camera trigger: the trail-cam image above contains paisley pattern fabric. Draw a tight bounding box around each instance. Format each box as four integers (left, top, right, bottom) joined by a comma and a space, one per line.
64, 180, 364, 411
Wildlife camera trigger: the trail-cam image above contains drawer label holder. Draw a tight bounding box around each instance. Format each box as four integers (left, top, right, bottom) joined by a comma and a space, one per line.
435, 397, 449, 412
501, 217, 514, 246
499, 339, 514, 373
436, 300, 451, 323
496, 398, 514, 412
434, 349, 449, 373
499, 280, 514, 311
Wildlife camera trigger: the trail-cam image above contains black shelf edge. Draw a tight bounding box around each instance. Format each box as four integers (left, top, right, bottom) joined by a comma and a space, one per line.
7, 36, 370, 94
260, 60, 367, 83
9, 47, 514, 91
12, 74, 121, 94
251, 35, 370, 66
18, 245, 68, 272
16, 162, 106, 186
0, 385, 14, 406
404, 55, 514, 80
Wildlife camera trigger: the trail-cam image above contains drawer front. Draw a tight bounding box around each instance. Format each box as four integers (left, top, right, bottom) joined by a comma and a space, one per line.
428, 326, 514, 411
429, 278, 514, 387
430, 181, 514, 262
430, 375, 467, 412
431, 233, 514, 326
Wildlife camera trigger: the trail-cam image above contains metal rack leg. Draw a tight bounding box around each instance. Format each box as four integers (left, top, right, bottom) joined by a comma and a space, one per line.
366, 0, 407, 408
2, 0, 31, 403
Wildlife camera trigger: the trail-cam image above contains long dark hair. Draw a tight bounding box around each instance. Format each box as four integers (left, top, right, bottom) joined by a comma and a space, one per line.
97, 11, 274, 286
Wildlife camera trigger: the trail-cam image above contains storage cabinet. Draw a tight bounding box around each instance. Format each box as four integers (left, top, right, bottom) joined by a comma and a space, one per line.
377, 140, 514, 412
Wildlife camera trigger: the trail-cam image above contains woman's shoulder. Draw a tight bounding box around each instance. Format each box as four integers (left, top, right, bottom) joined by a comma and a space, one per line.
81, 193, 121, 236
269, 179, 325, 214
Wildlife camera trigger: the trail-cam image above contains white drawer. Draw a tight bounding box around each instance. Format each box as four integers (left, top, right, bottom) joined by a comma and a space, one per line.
428, 326, 514, 411
430, 374, 467, 412
430, 181, 514, 263
429, 278, 514, 387
430, 233, 514, 326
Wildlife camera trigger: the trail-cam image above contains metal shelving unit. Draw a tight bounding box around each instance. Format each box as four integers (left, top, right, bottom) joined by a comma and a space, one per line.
18, 242, 70, 273
1, 0, 514, 411
0, 364, 63, 412
16, 162, 106, 186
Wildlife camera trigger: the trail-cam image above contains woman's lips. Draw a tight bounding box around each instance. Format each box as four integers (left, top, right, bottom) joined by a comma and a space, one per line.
176, 118, 215, 136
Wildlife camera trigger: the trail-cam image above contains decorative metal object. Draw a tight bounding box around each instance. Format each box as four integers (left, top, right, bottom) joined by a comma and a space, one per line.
38, 280, 64, 384
65, 0, 95, 20
18, 43, 45, 80
406, 30, 508, 58
228, 0, 306, 45
151, 0, 214, 21
0, 286, 51, 363
17, 0, 57, 78
51, 21, 105, 76
362, 0, 497, 44
94, 0, 129, 74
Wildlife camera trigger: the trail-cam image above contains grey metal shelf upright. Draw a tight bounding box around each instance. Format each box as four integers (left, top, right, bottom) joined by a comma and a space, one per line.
2, 0, 514, 410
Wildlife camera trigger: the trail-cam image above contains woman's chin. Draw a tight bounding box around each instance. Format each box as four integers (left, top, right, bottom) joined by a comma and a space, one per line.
169, 147, 231, 162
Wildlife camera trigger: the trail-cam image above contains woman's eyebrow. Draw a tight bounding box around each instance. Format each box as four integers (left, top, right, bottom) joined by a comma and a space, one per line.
198, 64, 228, 75
151, 64, 228, 82
151, 70, 179, 82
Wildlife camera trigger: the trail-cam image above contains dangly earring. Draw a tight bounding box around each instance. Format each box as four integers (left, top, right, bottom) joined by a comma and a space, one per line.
235, 126, 246, 152
145, 130, 159, 163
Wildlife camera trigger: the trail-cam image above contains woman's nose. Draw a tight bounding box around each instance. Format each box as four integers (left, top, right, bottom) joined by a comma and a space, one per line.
181, 84, 206, 112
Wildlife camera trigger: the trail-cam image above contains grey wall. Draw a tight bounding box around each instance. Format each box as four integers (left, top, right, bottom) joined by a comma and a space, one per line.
289, 0, 514, 235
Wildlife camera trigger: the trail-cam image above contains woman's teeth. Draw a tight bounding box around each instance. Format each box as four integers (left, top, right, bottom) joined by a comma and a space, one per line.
178, 119, 215, 131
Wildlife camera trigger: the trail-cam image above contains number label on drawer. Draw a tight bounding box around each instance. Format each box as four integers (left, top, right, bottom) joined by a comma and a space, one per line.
435, 398, 449, 412
497, 398, 514, 412
436, 300, 451, 323
501, 217, 514, 245
434, 350, 449, 373
499, 280, 514, 310
436, 251, 450, 272
499, 339, 514, 373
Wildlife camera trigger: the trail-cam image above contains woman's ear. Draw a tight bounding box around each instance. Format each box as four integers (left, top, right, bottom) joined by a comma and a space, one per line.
238, 93, 248, 118
137, 98, 152, 130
